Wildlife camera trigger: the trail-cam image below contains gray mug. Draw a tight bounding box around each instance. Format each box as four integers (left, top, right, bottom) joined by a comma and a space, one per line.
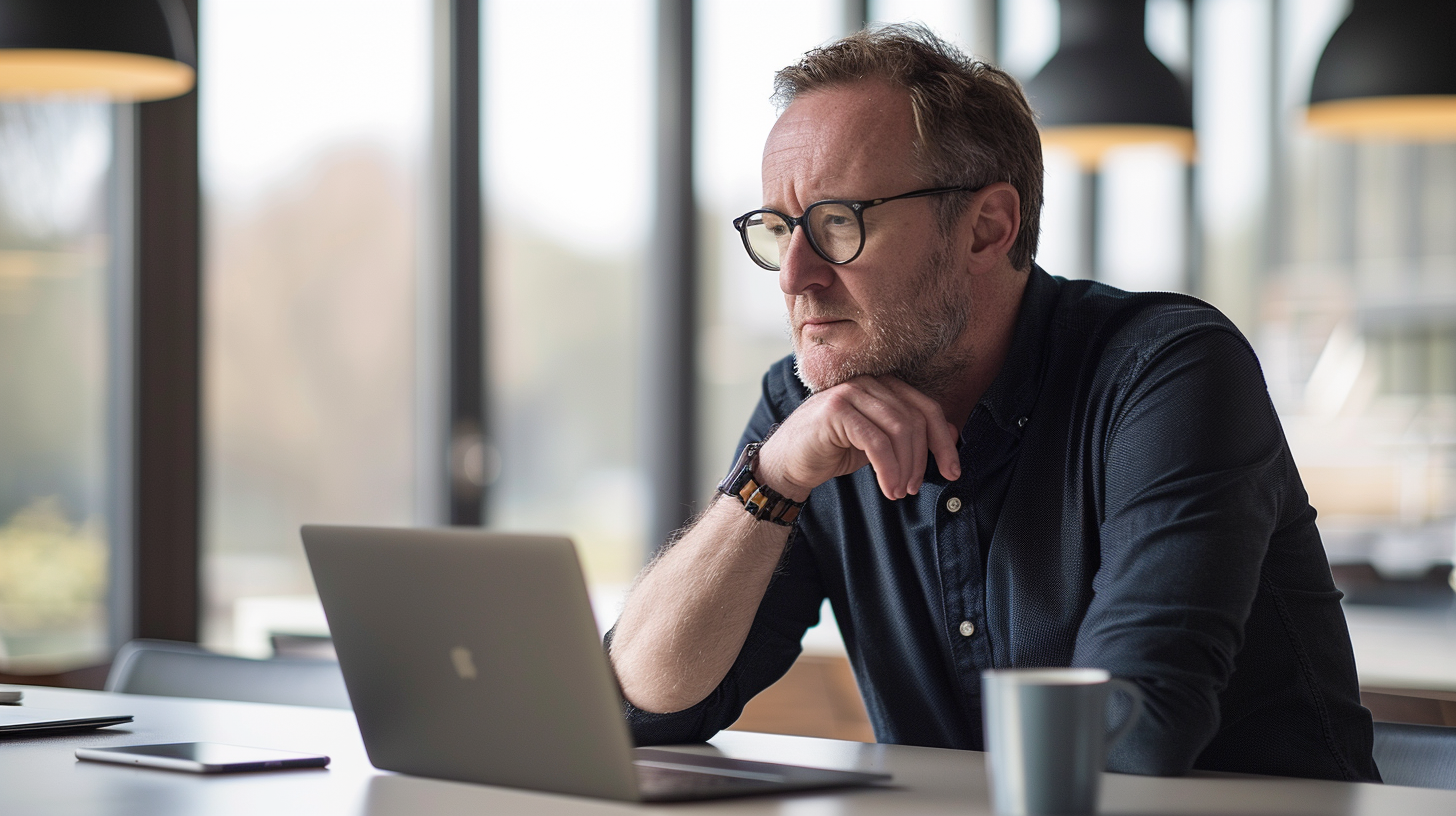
981, 668, 1144, 815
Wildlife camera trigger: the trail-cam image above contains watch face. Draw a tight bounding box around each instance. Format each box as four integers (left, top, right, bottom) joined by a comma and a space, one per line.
718, 442, 761, 495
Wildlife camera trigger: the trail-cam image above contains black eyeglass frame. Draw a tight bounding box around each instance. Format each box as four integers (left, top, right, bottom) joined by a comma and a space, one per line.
731, 185, 980, 271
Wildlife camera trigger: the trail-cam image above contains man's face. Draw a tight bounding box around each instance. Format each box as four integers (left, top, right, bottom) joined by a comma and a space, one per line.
763, 80, 974, 397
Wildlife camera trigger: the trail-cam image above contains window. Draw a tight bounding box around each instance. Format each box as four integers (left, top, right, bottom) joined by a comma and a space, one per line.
199, 0, 432, 654
0, 101, 117, 671
1263, 0, 1456, 589
484, 0, 653, 598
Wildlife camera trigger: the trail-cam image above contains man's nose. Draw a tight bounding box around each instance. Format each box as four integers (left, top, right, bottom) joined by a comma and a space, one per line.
778, 227, 835, 295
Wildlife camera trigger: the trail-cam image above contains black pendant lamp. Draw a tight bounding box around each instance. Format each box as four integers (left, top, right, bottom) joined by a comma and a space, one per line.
1308, 0, 1456, 141
1024, 0, 1194, 168
0, 0, 195, 102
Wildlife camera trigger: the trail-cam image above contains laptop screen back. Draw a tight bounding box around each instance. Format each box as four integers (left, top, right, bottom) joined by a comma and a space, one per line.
302, 525, 640, 800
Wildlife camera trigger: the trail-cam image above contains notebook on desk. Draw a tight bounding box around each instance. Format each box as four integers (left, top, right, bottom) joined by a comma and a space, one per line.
301, 524, 891, 802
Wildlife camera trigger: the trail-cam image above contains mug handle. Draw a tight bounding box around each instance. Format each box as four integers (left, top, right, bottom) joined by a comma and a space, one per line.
1105, 678, 1145, 747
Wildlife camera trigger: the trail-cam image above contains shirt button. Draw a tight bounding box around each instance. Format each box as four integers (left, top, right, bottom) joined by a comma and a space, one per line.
959, 620, 976, 637
945, 496, 963, 513
1017, 416, 1028, 428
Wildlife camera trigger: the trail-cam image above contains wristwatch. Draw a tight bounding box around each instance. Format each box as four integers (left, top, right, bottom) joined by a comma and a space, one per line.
717, 441, 806, 527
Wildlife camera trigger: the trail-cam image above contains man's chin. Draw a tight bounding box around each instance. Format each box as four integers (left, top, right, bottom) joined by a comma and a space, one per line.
792, 345, 886, 394
793, 343, 963, 398
792, 359, 831, 394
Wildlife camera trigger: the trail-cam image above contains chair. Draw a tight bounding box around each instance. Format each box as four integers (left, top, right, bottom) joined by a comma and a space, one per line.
105, 639, 351, 709
1372, 721, 1456, 789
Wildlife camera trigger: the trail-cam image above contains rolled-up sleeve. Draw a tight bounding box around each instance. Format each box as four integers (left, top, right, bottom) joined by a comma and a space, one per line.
1076, 327, 1286, 775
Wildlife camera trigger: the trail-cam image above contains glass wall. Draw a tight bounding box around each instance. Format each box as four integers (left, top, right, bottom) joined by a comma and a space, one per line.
200, 0, 431, 654
483, 0, 653, 594
198, 0, 654, 649
0, 101, 115, 671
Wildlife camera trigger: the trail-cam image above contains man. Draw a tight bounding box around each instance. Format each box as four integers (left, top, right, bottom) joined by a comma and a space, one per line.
608, 25, 1378, 781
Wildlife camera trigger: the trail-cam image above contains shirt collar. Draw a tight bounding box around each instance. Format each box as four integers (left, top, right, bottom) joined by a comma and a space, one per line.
971, 264, 1061, 436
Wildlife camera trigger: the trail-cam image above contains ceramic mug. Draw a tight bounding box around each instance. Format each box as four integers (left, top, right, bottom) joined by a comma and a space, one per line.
981, 668, 1144, 815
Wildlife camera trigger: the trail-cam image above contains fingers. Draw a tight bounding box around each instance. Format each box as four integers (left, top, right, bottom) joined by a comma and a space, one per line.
825, 376, 957, 499
839, 382, 923, 497
880, 378, 962, 483
828, 404, 907, 499
767, 374, 963, 502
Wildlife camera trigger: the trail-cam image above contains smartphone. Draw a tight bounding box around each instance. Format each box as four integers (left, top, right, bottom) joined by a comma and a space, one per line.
75, 742, 330, 773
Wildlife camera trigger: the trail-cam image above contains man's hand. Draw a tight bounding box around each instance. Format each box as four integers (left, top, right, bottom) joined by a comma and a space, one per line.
756, 375, 962, 501
611, 376, 959, 714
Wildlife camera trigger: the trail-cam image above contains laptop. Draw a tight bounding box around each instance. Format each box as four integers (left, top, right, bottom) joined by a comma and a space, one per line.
0, 708, 131, 736
301, 524, 891, 802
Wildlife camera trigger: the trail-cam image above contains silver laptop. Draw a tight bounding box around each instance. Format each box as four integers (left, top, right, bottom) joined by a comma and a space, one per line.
301, 525, 890, 802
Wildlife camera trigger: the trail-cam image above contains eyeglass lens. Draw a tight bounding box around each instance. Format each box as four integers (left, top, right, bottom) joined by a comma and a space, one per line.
742, 202, 861, 269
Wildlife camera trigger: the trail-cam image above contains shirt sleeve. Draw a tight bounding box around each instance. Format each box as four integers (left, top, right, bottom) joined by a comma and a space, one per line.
608, 365, 828, 745
1075, 324, 1288, 776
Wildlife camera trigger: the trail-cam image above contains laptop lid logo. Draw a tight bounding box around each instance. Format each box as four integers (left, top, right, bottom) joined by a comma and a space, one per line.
450, 646, 478, 680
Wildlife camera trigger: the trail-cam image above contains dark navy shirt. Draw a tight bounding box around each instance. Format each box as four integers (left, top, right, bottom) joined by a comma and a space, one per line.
616, 267, 1379, 782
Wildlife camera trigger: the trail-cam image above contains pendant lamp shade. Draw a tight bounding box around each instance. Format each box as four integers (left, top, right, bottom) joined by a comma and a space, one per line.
1025, 0, 1193, 168
1308, 0, 1456, 140
0, 0, 195, 102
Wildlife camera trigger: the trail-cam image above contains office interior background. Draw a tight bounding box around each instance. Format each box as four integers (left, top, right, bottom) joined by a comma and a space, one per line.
2, 0, 1455, 712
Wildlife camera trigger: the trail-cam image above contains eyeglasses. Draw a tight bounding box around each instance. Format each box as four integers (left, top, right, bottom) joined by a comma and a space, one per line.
731, 186, 978, 271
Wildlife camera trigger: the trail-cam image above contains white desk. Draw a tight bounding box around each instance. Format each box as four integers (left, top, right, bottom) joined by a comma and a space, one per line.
2, 686, 1455, 815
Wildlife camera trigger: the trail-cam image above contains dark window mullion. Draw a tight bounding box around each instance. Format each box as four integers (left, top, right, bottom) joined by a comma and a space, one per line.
645, 0, 697, 550
131, 0, 201, 643
448, 0, 488, 526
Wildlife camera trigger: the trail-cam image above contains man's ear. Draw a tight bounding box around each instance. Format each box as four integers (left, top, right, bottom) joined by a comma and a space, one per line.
960, 183, 1021, 268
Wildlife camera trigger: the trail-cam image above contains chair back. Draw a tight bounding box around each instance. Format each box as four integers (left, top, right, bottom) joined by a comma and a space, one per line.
106, 639, 351, 709
1373, 720, 1456, 790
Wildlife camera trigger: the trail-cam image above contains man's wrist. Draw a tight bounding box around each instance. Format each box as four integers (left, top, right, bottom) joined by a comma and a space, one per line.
750, 443, 813, 503
717, 442, 807, 526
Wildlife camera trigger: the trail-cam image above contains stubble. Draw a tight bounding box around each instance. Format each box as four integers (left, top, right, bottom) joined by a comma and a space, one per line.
790, 243, 974, 399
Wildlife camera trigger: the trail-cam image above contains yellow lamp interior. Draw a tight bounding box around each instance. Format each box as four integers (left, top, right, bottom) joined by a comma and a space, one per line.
1306, 96, 1456, 141
1039, 125, 1196, 169
0, 49, 194, 102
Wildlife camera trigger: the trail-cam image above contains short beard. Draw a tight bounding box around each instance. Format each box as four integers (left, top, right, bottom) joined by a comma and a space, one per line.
791, 243, 973, 399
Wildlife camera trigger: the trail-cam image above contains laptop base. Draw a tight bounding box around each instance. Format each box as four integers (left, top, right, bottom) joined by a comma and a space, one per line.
633, 748, 891, 802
